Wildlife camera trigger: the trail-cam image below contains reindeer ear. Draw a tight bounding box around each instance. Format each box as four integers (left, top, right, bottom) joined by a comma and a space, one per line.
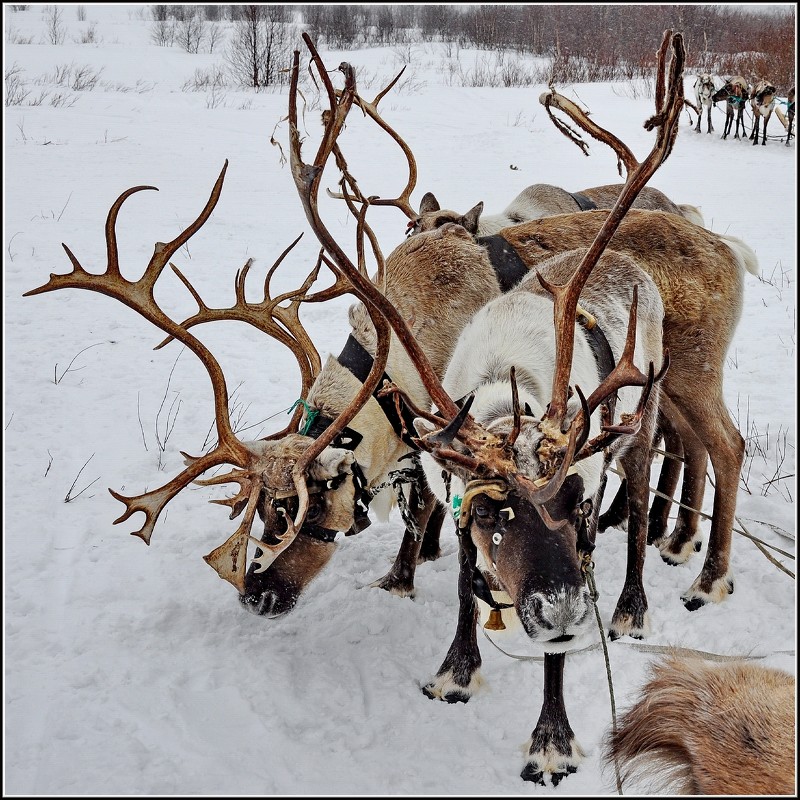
310, 447, 355, 481
460, 202, 484, 234
413, 417, 436, 437
419, 192, 440, 214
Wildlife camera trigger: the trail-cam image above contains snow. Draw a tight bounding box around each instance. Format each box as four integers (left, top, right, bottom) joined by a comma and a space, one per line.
4, 5, 796, 795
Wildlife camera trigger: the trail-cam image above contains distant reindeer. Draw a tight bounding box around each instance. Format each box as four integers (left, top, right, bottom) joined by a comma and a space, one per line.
693, 73, 716, 133
604, 655, 795, 794
412, 181, 705, 237
711, 76, 749, 140
749, 78, 778, 145
776, 86, 795, 146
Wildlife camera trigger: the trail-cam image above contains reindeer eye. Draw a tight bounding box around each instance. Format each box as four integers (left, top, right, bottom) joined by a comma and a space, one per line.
471, 498, 498, 525
305, 499, 324, 523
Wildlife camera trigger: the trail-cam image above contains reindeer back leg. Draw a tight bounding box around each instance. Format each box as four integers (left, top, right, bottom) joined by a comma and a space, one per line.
649, 395, 707, 564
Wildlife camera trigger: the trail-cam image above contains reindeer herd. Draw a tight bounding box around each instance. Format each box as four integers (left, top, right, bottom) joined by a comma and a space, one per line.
692, 72, 795, 145
25, 30, 794, 794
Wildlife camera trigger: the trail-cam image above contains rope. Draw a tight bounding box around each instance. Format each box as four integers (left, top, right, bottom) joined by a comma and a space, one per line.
585, 560, 623, 795
604, 464, 795, 572
289, 398, 319, 436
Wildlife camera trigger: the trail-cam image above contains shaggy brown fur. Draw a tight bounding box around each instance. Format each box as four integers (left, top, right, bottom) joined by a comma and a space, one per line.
605, 655, 795, 794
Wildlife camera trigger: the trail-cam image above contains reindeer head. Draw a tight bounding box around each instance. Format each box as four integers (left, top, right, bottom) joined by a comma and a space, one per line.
407, 192, 484, 236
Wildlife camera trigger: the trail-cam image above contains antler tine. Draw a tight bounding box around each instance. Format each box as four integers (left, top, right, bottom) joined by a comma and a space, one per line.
326, 66, 419, 221
508, 366, 523, 448
353, 67, 419, 220
155, 232, 328, 428
538, 30, 684, 435
580, 286, 647, 418
540, 91, 640, 177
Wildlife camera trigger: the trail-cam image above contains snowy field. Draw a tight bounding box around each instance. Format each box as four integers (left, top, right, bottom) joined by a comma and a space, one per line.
4, 5, 796, 795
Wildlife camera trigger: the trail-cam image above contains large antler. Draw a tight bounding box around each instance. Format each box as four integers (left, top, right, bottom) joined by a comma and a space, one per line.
536, 29, 684, 444
24, 162, 336, 592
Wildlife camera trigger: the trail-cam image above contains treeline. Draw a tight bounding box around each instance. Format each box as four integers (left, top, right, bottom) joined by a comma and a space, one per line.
151, 4, 796, 92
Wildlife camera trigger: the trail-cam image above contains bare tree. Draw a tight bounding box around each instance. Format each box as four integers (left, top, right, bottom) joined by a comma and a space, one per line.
206, 22, 225, 54
176, 8, 205, 53
44, 5, 66, 45
226, 5, 293, 89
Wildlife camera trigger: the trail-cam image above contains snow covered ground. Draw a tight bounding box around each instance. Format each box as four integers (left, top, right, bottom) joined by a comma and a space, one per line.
4, 5, 796, 795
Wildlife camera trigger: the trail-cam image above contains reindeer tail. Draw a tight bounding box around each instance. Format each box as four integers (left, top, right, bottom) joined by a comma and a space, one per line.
603, 655, 795, 795
717, 233, 760, 276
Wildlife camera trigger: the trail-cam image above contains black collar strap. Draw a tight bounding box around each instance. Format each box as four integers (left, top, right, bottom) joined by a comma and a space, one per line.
472, 568, 513, 611
569, 191, 598, 211
334, 334, 420, 449
476, 234, 530, 292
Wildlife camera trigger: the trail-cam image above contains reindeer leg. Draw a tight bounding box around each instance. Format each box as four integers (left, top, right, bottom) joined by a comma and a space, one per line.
521, 653, 584, 785
673, 395, 741, 610
418, 497, 446, 562
650, 396, 706, 563
762, 115, 769, 144
609, 429, 655, 640
707, 105, 714, 133
370, 484, 439, 596
598, 477, 629, 532
422, 533, 483, 703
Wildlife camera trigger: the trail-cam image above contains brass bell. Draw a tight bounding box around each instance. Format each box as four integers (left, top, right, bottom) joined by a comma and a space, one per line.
484, 607, 506, 631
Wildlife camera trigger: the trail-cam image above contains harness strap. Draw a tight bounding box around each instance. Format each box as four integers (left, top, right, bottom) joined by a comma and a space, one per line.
301, 416, 371, 538
476, 234, 530, 292
334, 334, 420, 449
568, 191, 598, 211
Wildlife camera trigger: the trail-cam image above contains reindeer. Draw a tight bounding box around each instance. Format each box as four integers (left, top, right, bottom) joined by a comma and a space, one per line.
604, 655, 795, 794
693, 72, 716, 133
348, 33, 701, 784
404, 90, 758, 611
411, 181, 705, 237
776, 85, 795, 146
22, 32, 761, 783
711, 75, 750, 140
749, 78, 778, 145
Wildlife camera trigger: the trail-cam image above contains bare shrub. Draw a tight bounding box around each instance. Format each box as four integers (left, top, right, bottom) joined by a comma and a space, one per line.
49, 93, 78, 108
69, 64, 102, 91
205, 86, 227, 109
206, 22, 225, 53
75, 23, 98, 44
151, 17, 176, 47
6, 25, 35, 44
5, 64, 30, 106
43, 5, 66, 45
181, 66, 228, 92
76, 5, 86, 21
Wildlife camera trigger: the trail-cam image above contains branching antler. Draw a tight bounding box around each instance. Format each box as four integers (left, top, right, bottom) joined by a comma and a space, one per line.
24, 161, 335, 593
537, 29, 684, 443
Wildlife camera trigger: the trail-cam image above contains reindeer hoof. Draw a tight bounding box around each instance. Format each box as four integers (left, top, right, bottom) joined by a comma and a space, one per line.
551, 766, 578, 787
368, 573, 415, 598
520, 765, 546, 785
421, 669, 483, 703
681, 574, 734, 611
